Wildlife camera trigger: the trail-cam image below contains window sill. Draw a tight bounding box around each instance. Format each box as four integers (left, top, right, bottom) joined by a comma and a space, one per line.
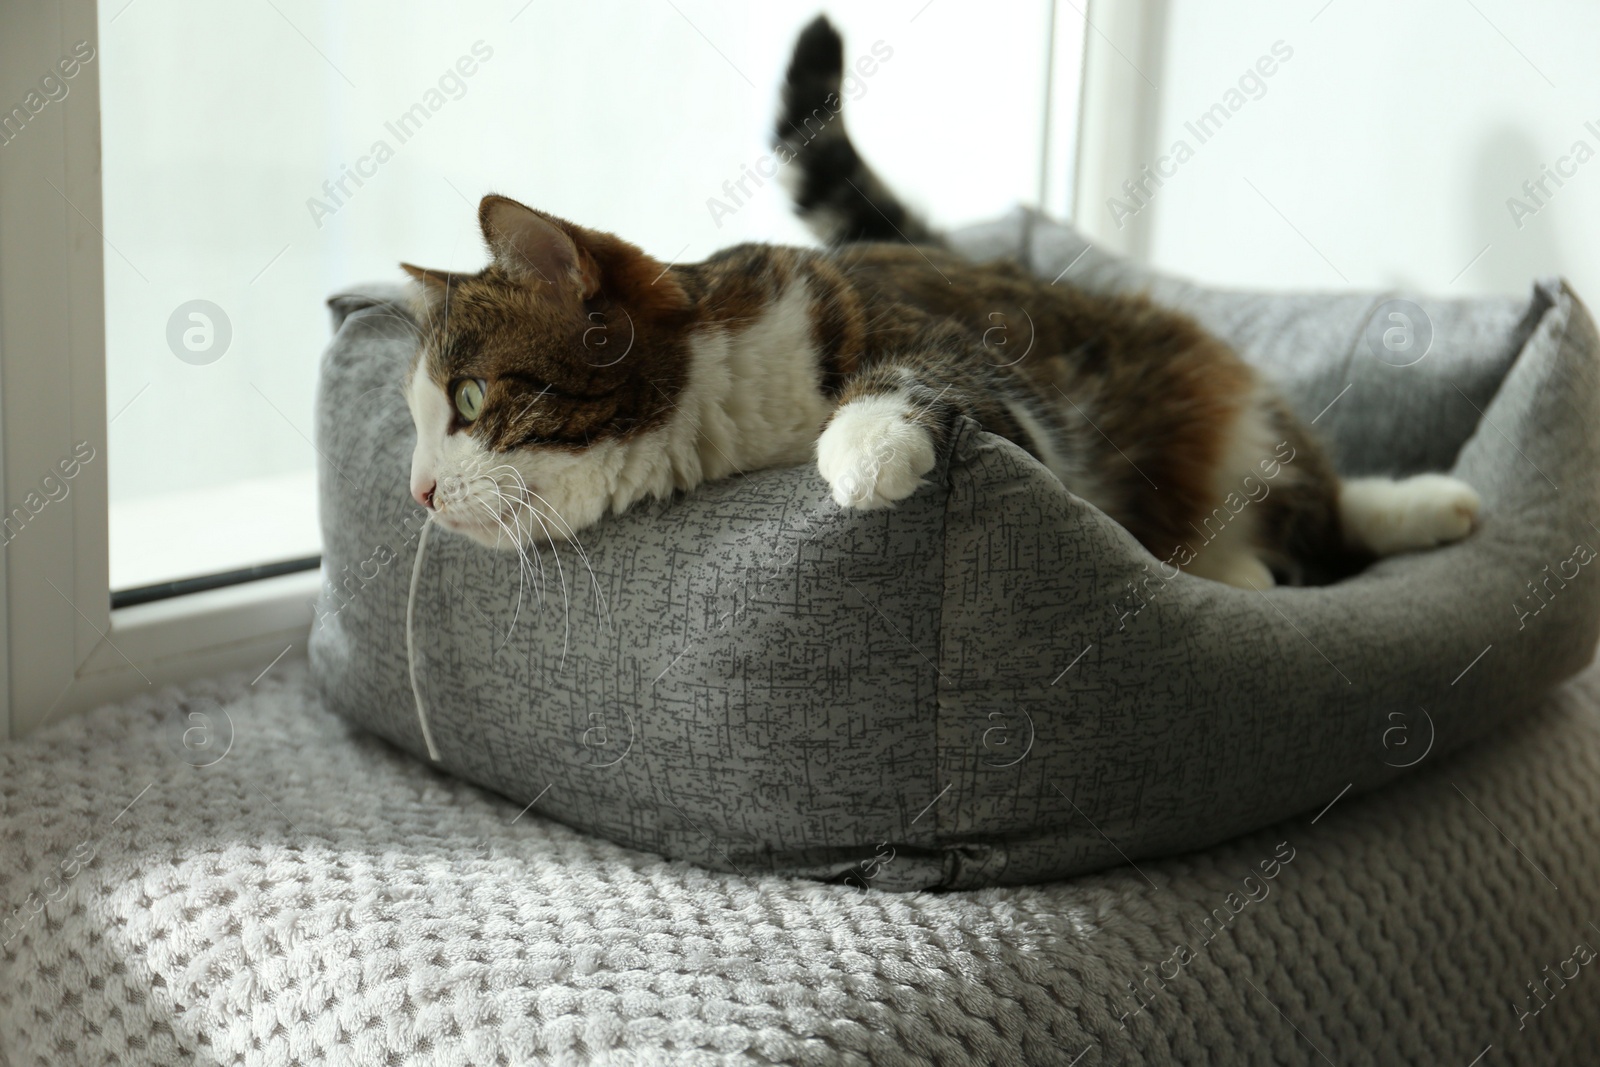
34, 569, 321, 734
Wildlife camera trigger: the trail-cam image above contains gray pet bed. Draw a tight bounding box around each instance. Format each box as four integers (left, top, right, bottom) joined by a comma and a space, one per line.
310, 210, 1600, 890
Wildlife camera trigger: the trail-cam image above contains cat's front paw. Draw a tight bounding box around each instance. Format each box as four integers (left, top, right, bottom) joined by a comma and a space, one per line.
817, 395, 937, 509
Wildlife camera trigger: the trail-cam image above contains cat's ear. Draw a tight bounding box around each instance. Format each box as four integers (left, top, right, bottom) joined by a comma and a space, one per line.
400, 263, 470, 293
479, 195, 600, 299
400, 263, 473, 317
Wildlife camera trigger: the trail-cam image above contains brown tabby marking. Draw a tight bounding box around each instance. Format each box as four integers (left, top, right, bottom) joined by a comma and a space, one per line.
403, 196, 1360, 581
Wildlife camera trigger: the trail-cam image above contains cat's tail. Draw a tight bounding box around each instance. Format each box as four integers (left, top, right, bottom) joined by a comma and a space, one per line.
775, 15, 940, 247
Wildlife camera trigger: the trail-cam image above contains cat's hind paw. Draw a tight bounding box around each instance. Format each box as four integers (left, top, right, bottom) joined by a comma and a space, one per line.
817, 395, 937, 509
1340, 473, 1482, 556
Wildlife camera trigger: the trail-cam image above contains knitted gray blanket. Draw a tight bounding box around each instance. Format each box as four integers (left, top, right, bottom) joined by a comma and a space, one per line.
1, 658, 1596, 1065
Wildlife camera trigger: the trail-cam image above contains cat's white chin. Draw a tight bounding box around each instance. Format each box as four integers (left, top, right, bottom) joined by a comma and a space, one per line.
432, 508, 579, 551
431, 512, 511, 547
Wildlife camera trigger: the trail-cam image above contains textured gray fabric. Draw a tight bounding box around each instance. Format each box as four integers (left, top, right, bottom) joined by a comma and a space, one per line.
5, 659, 1600, 1065
310, 213, 1600, 889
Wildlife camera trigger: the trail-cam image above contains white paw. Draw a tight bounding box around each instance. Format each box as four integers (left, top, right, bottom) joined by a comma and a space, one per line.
1202, 552, 1277, 590
1341, 474, 1481, 556
1182, 541, 1277, 588
816, 394, 937, 509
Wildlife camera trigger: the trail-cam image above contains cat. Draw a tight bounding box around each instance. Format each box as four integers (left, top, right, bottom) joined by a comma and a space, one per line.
400, 15, 1480, 589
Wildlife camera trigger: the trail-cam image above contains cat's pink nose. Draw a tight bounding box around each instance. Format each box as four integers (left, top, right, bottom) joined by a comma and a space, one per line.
414, 480, 436, 509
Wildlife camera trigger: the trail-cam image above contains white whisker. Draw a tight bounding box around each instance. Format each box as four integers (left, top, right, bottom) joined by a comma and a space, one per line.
515, 499, 572, 663
474, 465, 546, 617
495, 483, 549, 626
474, 495, 538, 646
474, 461, 571, 660
485, 462, 611, 634
522, 488, 612, 633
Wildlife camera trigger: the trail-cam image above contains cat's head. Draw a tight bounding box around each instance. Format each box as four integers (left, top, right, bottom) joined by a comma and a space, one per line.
402, 195, 695, 548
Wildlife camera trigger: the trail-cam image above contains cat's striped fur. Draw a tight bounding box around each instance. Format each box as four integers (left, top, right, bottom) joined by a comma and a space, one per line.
399, 17, 1480, 588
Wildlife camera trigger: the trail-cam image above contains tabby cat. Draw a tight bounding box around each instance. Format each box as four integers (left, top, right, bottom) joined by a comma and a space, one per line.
401, 16, 1479, 589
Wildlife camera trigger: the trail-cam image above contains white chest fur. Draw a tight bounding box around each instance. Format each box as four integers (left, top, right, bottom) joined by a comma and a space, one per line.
647, 281, 834, 489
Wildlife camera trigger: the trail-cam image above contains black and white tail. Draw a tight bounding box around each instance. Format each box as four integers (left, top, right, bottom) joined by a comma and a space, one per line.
775, 15, 939, 247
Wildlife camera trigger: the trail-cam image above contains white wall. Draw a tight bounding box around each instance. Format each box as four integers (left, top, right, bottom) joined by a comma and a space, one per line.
96, 0, 1081, 586
1077, 0, 1592, 299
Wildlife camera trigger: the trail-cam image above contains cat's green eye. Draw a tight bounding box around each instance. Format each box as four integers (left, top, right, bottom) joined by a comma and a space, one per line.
453, 378, 486, 422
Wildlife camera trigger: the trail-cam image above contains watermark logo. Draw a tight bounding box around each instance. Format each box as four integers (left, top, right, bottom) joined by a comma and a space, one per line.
1115, 440, 1298, 631
1377, 706, 1435, 768
581, 308, 635, 368
0, 41, 95, 149
1513, 541, 1595, 630
1363, 299, 1433, 368
1107, 40, 1294, 229
1, 838, 95, 948
313, 514, 423, 629
1, 441, 96, 548
841, 841, 897, 891
980, 707, 1035, 768
576, 705, 635, 769
305, 41, 494, 229
172, 696, 233, 768
708, 39, 894, 228
166, 300, 232, 365
1511, 936, 1598, 1032
1506, 121, 1600, 230
981, 308, 1035, 368
1114, 840, 1297, 1031
831, 434, 900, 505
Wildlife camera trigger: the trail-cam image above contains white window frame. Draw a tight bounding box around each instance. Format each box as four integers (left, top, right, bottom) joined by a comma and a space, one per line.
0, 0, 1094, 739
1072, 0, 1167, 258
0, 1, 321, 738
